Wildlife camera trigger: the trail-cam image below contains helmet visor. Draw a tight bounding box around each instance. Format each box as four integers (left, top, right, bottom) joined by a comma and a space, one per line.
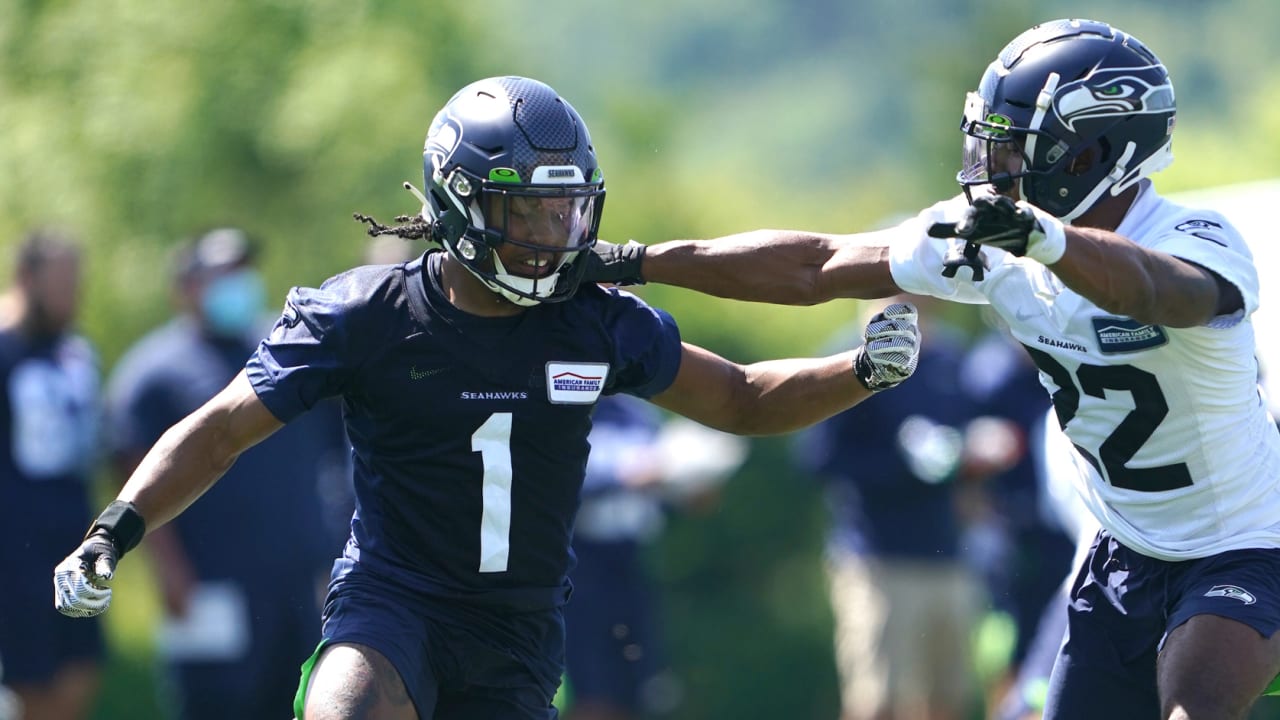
485, 191, 597, 248
958, 92, 1027, 192
480, 188, 601, 279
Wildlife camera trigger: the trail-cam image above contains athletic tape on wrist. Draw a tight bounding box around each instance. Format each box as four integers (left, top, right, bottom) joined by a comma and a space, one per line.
89, 500, 147, 556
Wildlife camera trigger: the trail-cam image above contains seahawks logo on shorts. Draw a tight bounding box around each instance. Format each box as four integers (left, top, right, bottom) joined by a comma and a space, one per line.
1205, 585, 1257, 605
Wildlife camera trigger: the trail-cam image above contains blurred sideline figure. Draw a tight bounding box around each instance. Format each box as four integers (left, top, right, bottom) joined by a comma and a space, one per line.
364, 235, 420, 266
54, 77, 920, 720
0, 231, 103, 720
955, 320, 1074, 716
795, 295, 986, 720
992, 407, 1097, 720
103, 228, 350, 720
565, 393, 745, 720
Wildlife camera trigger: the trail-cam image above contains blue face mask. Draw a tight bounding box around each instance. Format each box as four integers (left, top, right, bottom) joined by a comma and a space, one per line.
201, 268, 266, 338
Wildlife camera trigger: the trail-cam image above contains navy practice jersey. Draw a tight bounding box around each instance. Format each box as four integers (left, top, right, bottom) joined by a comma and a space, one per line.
246, 251, 682, 611
0, 327, 99, 550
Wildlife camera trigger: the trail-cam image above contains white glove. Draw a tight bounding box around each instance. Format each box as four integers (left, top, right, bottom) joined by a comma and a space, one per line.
853, 302, 921, 391
53, 532, 117, 618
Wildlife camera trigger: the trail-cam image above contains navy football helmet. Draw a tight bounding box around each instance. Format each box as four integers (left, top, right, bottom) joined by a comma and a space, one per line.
418, 76, 604, 306
957, 19, 1176, 221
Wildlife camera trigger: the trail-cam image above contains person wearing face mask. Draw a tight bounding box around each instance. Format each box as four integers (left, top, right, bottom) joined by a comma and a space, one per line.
102, 228, 352, 720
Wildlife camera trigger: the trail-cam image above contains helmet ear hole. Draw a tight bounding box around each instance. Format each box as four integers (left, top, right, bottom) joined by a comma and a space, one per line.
1067, 144, 1099, 176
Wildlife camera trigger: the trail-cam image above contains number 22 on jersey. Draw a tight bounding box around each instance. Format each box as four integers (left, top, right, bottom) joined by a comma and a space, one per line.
1024, 346, 1193, 493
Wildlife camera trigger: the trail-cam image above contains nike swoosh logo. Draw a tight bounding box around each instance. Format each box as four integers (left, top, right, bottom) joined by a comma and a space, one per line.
410, 365, 447, 380
1014, 308, 1039, 322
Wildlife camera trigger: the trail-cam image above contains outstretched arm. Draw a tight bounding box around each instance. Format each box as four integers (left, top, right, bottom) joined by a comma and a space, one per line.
593, 228, 903, 305
649, 304, 919, 435
650, 343, 868, 435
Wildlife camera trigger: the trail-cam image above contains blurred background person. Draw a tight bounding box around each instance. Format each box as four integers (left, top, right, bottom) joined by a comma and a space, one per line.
102, 227, 351, 720
364, 235, 420, 266
565, 393, 746, 720
990, 405, 1098, 720
794, 295, 987, 720
954, 319, 1075, 716
0, 230, 103, 720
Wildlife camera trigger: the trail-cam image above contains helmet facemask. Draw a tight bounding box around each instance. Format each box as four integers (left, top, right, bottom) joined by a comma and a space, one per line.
959, 91, 1041, 199
428, 164, 604, 307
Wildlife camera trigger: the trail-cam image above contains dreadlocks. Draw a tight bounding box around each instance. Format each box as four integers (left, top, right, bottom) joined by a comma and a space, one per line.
353, 212, 435, 241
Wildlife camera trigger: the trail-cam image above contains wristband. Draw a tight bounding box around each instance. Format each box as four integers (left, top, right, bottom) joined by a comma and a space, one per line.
1024, 203, 1067, 265
88, 500, 147, 557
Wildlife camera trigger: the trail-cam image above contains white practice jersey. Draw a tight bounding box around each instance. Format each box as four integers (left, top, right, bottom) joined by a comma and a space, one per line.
887, 180, 1280, 561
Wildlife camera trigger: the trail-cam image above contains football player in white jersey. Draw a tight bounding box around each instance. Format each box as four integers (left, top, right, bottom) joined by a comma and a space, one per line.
585, 18, 1280, 720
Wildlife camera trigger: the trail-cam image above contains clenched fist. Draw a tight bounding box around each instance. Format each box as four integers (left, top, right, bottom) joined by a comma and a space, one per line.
53, 500, 146, 618
53, 530, 118, 618
852, 302, 921, 392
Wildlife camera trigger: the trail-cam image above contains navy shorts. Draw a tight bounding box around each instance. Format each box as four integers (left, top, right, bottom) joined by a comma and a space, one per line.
313, 565, 564, 720
0, 549, 104, 685
1043, 530, 1280, 719
563, 539, 663, 711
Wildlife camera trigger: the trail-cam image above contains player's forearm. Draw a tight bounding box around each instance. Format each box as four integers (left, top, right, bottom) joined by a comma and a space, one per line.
729, 352, 870, 435
117, 373, 283, 532
644, 230, 891, 305
1051, 228, 1219, 327
116, 406, 245, 530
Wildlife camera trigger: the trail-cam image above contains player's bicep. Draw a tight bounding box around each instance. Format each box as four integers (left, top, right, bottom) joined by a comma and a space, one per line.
1182, 260, 1244, 318
1149, 257, 1234, 327
648, 343, 742, 432
194, 371, 286, 461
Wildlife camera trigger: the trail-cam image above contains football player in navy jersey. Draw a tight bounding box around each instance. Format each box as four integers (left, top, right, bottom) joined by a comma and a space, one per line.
584, 19, 1280, 720
52, 76, 921, 720
2, 231, 103, 720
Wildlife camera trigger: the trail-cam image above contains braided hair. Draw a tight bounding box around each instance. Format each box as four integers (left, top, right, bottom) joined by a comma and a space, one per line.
352, 212, 435, 241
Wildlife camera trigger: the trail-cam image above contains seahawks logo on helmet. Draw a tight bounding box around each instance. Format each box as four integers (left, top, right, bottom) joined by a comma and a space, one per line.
1054, 69, 1175, 133
424, 114, 463, 175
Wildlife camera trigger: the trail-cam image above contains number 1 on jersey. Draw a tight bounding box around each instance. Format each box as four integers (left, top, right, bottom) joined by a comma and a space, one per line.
473, 412, 513, 572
